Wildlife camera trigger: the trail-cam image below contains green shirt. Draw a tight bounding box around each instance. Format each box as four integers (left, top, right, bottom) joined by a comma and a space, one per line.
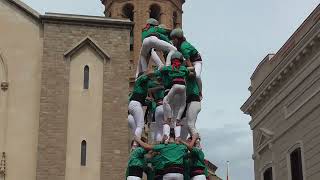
154, 69, 172, 90
156, 66, 189, 90
127, 147, 147, 168
153, 144, 188, 167
186, 76, 200, 97
130, 75, 157, 101
153, 89, 164, 101
150, 152, 165, 172
180, 41, 198, 59
189, 148, 206, 169
183, 156, 190, 180
145, 99, 157, 113
162, 65, 190, 80
142, 26, 171, 43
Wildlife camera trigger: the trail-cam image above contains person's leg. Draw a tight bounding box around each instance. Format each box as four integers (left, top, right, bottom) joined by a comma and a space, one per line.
190, 175, 206, 180
128, 114, 136, 135
128, 101, 145, 139
155, 105, 164, 142
150, 49, 164, 69
186, 101, 201, 135
136, 37, 154, 78
193, 61, 203, 95
175, 85, 187, 120
180, 117, 189, 140
147, 37, 176, 66
127, 176, 142, 180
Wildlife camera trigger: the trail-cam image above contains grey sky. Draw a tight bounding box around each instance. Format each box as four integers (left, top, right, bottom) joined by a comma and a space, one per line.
20, 0, 320, 179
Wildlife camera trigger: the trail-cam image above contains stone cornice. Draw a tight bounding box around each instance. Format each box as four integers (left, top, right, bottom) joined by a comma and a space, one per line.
241, 21, 320, 117
41, 13, 133, 28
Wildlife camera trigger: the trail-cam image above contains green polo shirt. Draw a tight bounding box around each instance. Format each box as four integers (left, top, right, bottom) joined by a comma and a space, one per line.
189, 147, 206, 169
153, 144, 188, 167
154, 69, 172, 90
127, 147, 147, 168
142, 26, 171, 43
150, 152, 165, 172
130, 75, 157, 102
186, 76, 200, 97
180, 41, 198, 59
153, 89, 164, 101
161, 65, 189, 80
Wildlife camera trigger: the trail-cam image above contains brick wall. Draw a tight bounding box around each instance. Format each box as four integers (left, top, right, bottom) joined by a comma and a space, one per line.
36, 18, 131, 180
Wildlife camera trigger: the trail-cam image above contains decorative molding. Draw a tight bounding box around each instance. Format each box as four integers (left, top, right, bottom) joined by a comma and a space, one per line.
241, 25, 320, 116
64, 36, 111, 63
256, 128, 274, 154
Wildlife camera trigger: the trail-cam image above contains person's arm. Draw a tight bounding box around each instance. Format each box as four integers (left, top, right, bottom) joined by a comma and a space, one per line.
185, 59, 193, 67
179, 134, 199, 151
134, 136, 154, 151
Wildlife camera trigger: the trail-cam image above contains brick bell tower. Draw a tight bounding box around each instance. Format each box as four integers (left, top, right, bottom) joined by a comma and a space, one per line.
101, 0, 185, 79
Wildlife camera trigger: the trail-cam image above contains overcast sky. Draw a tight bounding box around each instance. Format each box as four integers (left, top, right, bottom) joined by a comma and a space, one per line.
20, 0, 320, 179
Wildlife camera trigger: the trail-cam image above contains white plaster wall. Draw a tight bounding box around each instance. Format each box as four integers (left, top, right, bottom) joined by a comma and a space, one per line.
0, 1, 42, 180
65, 46, 103, 180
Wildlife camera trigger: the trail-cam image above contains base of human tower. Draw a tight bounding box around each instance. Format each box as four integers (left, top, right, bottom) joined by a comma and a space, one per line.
143, 124, 222, 180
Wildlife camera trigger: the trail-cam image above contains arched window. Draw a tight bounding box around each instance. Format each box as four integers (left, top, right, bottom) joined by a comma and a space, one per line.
81, 140, 87, 166
149, 4, 161, 22
83, 65, 89, 89
290, 147, 303, 180
122, 4, 134, 51
173, 11, 178, 28
263, 167, 273, 180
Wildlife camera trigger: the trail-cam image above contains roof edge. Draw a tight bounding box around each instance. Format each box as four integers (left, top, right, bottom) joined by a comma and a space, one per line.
41, 12, 133, 27
6, 0, 40, 19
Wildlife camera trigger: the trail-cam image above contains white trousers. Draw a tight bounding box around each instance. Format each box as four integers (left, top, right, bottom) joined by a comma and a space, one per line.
180, 117, 190, 140
163, 173, 184, 180
186, 101, 201, 135
128, 101, 144, 138
136, 36, 176, 78
163, 84, 186, 138
163, 84, 186, 121
193, 61, 202, 93
191, 174, 206, 180
127, 176, 142, 180
128, 114, 136, 135
154, 105, 164, 142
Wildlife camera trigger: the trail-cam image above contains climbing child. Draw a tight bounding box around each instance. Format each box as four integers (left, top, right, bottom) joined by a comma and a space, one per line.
170, 28, 203, 98
136, 18, 177, 78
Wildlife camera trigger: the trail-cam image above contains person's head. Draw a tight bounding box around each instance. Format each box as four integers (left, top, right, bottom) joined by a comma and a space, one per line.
171, 51, 184, 67
170, 28, 184, 46
146, 18, 159, 27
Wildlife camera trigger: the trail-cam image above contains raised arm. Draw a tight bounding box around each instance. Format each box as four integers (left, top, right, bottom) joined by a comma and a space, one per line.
134, 136, 154, 151
179, 134, 199, 151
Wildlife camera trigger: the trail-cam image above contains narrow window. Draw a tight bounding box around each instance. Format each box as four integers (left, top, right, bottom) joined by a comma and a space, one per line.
263, 167, 273, 180
290, 148, 303, 180
81, 140, 87, 166
83, 65, 89, 89
150, 4, 161, 22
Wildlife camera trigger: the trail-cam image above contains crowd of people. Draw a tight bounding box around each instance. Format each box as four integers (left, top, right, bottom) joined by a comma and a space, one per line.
127, 18, 207, 180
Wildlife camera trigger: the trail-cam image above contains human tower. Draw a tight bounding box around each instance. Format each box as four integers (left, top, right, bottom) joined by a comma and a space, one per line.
127, 18, 207, 180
